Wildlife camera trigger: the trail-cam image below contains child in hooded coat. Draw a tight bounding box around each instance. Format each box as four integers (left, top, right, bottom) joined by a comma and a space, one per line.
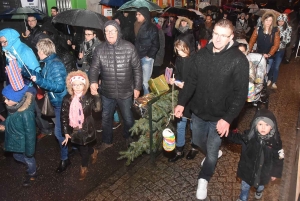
228, 109, 284, 201
61, 70, 101, 180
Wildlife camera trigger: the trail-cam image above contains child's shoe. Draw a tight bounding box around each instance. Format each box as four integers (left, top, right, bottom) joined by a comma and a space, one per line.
255, 191, 263, 199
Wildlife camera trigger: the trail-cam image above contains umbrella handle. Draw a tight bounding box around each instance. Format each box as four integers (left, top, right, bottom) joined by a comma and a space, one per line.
22, 16, 29, 38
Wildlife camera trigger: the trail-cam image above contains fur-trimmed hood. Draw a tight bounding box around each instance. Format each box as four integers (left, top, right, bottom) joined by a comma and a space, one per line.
66, 70, 90, 96
18, 92, 33, 112
261, 11, 278, 29
175, 16, 193, 29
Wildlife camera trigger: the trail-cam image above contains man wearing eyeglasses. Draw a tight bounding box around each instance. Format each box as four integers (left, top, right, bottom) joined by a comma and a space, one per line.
89, 20, 142, 151
77, 29, 101, 74
174, 19, 249, 200
23, 15, 48, 56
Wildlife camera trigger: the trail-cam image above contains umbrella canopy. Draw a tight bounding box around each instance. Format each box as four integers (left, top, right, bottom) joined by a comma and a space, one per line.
0, 7, 46, 20
118, 0, 163, 12
248, 3, 259, 13
188, 9, 205, 18
254, 9, 280, 17
99, 0, 130, 7
198, 2, 210, 9
202, 5, 219, 13
52, 9, 108, 30
161, 7, 197, 18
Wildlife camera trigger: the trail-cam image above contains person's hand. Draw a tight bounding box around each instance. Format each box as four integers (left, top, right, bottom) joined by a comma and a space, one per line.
78, 52, 83, 59
271, 177, 276, 181
216, 119, 230, 137
263, 54, 269, 58
67, 40, 72, 45
177, 81, 184, 89
169, 78, 175, 85
31, 76, 36, 82
134, 89, 140, 99
62, 134, 71, 146
174, 105, 184, 118
0, 125, 5, 131
25, 30, 30, 37
71, 45, 75, 50
90, 83, 99, 95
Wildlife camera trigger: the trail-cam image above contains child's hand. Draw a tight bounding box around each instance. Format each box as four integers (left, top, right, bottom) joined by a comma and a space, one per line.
0, 125, 5, 131
169, 78, 175, 85
31, 76, 36, 82
271, 177, 276, 181
62, 134, 71, 146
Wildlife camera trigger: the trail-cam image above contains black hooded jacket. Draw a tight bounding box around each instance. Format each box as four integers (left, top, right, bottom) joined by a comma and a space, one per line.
134, 7, 160, 59
228, 109, 283, 187
89, 20, 142, 99
177, 40, 249, 124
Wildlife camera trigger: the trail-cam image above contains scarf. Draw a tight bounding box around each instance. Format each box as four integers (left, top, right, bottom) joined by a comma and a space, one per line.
69, 92, 84, 129
178, 25, 189, 34
134, 21, 143, 36
84, 38, 95, 52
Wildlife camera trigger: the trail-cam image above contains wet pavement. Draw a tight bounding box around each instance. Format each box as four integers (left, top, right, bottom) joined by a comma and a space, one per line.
0, 57, 299, 201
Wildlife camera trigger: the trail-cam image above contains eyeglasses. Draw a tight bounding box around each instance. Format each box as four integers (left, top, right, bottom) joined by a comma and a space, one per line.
0, 40, 7, 45
212, 31, 232, 39
72, 83, 85, 87
85, 33, 94, 36
105, 30, 118, 34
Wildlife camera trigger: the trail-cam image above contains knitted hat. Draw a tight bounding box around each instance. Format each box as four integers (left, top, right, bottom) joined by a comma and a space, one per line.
254, 117, 274, 129
2, 84, 28, 102
137, 7, 150, 21
240, 13, 246, 17
70, 75, 86, 85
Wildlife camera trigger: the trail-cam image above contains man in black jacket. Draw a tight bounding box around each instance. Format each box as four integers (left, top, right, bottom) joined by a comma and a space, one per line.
134, 7, 159, 95
89, 20, 142, 151
174, 19, 249, 200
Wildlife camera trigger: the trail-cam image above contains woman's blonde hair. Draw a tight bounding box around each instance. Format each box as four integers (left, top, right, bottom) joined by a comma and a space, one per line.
261, 12, 277, 34
174, 39, 190, 56
36, 38, 56, 56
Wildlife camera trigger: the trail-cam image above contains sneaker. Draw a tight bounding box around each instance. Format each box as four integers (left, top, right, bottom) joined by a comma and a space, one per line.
255, 191, 263, 199
196, 178, 208, 200
112, 122, 121, 130
271, 83, 277, 89
267, 80, 272, 86
98, 143, 113, 152
201, 150, 223, 167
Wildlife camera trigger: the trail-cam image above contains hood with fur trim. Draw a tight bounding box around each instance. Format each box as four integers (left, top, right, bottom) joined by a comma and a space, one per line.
66, 70, 90, 96
175, 16, 193, 30
261, 11, 278, 29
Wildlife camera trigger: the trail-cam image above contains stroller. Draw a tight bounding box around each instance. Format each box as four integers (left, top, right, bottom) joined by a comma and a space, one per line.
247, 53, 269, 109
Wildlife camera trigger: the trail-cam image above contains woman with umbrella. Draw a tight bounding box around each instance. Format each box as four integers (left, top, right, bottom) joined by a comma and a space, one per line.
248, 11, 280, 75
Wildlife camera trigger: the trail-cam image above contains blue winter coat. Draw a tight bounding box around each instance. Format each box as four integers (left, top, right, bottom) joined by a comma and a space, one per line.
0, 28, 40, 73
22, 54, 67, 107
5, 93, 36, 157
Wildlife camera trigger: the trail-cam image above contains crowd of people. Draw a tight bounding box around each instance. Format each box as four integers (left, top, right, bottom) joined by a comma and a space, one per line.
0, 4, 296, 200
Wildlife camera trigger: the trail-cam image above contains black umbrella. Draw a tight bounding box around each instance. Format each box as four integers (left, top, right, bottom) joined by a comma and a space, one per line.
0, 7, 46, 20
52, 9, 108, 30
202, 5, 219, 12
161, 7, 197, 18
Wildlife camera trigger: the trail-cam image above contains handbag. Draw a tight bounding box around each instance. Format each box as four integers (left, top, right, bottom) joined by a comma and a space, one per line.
41, 93, 55, 117
148, 74, 169, 95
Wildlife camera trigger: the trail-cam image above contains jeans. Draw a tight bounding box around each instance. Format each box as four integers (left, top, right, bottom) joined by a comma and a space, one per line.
141, 57, 154, 95
266, 57, 274, 74
176, 117, 188, 148
102, 95, 134, 144
191, 114, 222, 182
52, 105, 68, 160
13, 153, 36, 175
35, 99, 52, 135
239, 180, 264, 201
268, 49, 285, 83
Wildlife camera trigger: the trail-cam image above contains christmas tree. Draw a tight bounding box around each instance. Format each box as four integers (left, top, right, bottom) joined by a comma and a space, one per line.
118, 90, 178, 165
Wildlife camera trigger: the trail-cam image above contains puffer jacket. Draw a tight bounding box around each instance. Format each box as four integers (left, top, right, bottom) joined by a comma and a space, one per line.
61, 71, 101, 145
5, 93, 36, 157
134, 7, 160, 59
0, 28, 40, 73
228, 109, 283, 187
22, 54, 67, 107
89, 20, 142, 99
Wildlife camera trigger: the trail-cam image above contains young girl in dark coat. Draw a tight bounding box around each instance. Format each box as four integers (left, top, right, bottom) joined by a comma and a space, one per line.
61, 70, 101, 180
168, 32, 196, 162
228, 109, 284, 201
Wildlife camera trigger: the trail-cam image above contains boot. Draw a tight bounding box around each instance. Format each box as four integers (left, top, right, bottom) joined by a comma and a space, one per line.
79, 166, 88, 180
91, 148, 98, 164
56, 159, 71, 173
168, 151, 184, 162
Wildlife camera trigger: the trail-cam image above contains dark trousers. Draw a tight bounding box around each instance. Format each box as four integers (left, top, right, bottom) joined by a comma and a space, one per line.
78, 144, 94, 167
